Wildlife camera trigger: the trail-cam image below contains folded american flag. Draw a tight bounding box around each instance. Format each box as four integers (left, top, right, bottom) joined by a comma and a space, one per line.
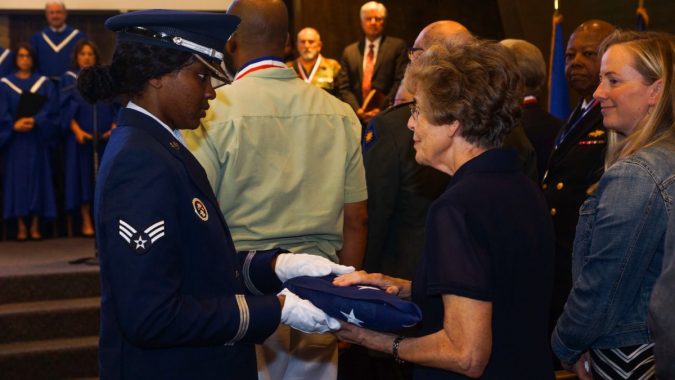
284, 275, 422, 332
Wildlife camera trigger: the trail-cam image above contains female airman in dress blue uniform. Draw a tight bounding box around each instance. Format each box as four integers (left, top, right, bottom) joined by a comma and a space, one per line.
81, 10, 348, 380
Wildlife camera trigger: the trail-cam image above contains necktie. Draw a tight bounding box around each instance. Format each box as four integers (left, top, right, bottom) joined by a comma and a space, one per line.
362, 43, 375, 102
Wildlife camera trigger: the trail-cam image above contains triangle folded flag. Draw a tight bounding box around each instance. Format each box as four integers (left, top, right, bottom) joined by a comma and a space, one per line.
284, 275, 422, 332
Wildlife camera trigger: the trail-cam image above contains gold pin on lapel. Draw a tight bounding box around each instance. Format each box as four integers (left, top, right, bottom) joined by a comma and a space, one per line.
169, 140, 180, 150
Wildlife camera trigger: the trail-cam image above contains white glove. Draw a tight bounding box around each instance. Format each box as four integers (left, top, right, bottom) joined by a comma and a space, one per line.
274, 253, 355, 283
279, 288, 340, 333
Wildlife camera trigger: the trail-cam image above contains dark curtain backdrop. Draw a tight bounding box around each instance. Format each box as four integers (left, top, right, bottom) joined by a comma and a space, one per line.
5, 0, 674, 102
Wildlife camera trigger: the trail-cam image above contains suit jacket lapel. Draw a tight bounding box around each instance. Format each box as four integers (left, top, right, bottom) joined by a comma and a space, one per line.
357, 40, 365, 79
553, 103, 603, 157
372, 35, 387, 76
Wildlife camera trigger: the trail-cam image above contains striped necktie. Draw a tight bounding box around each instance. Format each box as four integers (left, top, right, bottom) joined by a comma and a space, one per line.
362, 43, 375, 101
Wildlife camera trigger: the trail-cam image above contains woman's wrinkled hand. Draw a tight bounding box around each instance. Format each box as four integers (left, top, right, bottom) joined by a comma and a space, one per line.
332, 271, 402, 296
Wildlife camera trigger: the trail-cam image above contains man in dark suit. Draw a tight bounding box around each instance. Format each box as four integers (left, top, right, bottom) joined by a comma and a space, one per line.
542, 19, 615, 349
336, 1, 407, 124
501, 39, 563, 182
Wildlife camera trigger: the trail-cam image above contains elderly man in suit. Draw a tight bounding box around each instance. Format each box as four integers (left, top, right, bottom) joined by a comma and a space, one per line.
336, 1, 407, 124
500, 39, 563, 182
542, 20, 615, 356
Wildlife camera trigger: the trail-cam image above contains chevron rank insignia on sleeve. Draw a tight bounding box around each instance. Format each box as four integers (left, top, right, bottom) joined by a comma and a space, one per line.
118, 219, 166, 254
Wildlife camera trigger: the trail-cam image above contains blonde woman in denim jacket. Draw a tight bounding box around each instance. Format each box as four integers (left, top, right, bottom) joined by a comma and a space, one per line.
552, 30, 675, 380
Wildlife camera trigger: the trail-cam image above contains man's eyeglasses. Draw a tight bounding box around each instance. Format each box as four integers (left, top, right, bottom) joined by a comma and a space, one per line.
407, 47, 423, 61
409, 101, 420, 121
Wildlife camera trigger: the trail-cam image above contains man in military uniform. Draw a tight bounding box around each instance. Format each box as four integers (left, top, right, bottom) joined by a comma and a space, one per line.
542, 19, 615, 347
287, 27, 341, 96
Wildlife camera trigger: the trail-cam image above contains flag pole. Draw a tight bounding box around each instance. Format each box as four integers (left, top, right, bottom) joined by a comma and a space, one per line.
636, 0, 649, 31
548, 0, 571, 119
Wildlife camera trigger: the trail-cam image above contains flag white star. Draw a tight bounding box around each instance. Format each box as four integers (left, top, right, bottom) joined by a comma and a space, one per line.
134, 236, 147, 249
340, 309, 364, 326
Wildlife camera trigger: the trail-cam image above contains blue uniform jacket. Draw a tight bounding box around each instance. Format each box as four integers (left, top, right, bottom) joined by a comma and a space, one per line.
95, 108, 283, 379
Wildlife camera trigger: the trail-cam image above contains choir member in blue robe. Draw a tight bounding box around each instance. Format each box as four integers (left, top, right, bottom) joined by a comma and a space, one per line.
0, 43, 59, 240
0, 47, 15, 77
60, 40, 118, 237
29, 1, 86, 80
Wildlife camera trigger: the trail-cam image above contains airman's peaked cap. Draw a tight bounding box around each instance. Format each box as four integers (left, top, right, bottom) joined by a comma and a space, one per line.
105, 9, 240, 62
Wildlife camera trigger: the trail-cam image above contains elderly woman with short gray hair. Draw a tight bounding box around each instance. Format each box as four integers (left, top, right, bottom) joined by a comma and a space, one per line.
335, 39, 556, 380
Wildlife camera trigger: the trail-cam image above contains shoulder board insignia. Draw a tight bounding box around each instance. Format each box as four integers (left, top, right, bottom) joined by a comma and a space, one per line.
118, 219, 165, 254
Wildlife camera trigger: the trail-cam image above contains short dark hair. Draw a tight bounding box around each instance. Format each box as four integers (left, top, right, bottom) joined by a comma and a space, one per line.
14, 42, 36, 72
71, 39, 100, 69
403, 39, 523, 149
77, 41, 193, 103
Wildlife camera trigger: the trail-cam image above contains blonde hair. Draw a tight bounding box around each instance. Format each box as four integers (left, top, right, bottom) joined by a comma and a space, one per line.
599, 30, 675, 166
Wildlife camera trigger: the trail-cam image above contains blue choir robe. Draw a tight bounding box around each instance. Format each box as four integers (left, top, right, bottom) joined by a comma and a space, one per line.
0, 48, 15, 78
0, 73, 59, 219
96, 108, 283, 379
29, 25, 86, 79
60, 70, 120, 211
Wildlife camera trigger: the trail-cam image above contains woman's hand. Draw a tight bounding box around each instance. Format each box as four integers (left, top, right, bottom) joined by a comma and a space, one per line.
13, 117, 34, 132
335, 321, 396, 353
70, 120, 92, 144
335, 321, 369, 346
562, 352, 593, 380
333, 270, 411, 298
102, 122, 117, 140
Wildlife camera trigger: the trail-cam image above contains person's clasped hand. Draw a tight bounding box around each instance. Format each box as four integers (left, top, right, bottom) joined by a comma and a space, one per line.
274, 253, 354, 282
278, 288, 340, 333
13, 117, 34, 132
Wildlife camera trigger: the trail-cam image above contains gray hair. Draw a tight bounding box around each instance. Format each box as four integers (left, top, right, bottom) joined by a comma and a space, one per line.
499, 39, 546, 96
360, 1, 387, 21
45, 1, 66, 10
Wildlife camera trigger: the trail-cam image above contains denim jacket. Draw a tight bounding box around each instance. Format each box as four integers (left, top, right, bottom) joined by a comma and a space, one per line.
552, 142, 675, 364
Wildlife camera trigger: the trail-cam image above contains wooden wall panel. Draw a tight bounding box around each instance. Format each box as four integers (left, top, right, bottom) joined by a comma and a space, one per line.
289, 0, 503, 62
2, 0, 673, 82
8, 11, 118, 65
